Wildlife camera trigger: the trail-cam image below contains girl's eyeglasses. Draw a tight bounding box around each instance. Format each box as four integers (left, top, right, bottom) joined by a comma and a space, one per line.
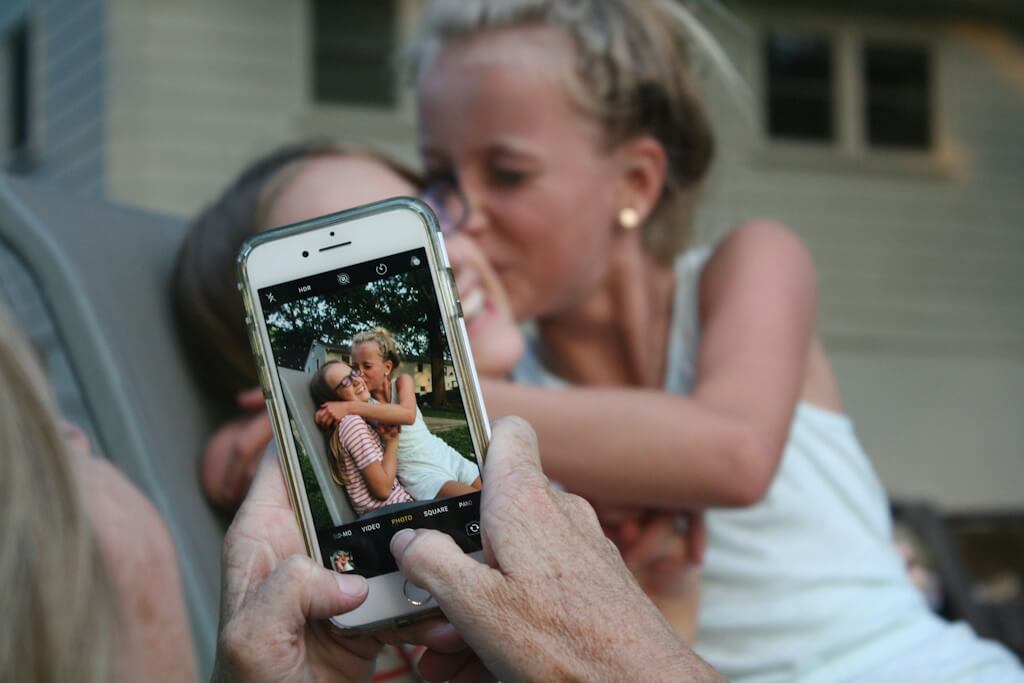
333, 368, 362, 392
419, 176, 470, 236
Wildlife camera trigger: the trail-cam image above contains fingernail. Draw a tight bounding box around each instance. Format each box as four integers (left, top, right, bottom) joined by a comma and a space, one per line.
390, 528, 416, 558
335, 572, 367, 598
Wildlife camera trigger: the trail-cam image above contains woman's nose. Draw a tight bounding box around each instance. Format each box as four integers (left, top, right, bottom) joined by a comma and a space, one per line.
459, 188, 488, 236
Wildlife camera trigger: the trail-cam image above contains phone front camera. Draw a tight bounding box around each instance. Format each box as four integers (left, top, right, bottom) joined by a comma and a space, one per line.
302, 250, 309, 258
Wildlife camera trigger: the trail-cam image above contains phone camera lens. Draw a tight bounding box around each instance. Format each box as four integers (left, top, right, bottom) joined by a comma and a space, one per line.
302, 250, 309, 258
330, 231, 335, 236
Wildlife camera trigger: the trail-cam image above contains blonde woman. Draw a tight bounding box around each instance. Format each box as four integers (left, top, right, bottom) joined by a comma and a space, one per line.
0, 307, 195, 682
408, 1, 1024, 680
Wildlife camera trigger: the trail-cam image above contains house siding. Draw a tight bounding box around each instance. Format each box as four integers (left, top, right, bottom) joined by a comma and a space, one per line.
696, 9, 1024, 506
106, 0, 307, 215
33, 0, 106, 195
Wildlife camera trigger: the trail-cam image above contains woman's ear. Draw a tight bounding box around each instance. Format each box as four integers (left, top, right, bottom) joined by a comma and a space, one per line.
616, 135, 667, 227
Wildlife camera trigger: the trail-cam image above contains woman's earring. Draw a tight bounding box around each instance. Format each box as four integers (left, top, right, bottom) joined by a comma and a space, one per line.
619, 207, 640, 230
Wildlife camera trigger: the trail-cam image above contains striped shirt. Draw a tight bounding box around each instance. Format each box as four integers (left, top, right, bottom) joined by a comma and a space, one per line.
329, 414, 412, 516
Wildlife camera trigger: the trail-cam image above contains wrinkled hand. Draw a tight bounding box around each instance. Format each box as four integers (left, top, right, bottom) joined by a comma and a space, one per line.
390, 417, 724, 683
314, 401, 353, 429
201, 387, 274, 510
212, 448, 465, 683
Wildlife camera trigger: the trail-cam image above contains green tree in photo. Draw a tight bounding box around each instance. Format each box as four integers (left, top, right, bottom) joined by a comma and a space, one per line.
266, 270, 451, 407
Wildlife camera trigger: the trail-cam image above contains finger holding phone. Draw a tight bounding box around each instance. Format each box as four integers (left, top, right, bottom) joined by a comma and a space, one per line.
391, 417, 725, 683
212, 450, 465, 683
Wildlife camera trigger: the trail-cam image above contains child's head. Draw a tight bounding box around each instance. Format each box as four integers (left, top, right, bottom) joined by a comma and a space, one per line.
410, 0, 715, 319
173, 140, 419, 409
351, 328, 403, 393
309, 360, 369, 407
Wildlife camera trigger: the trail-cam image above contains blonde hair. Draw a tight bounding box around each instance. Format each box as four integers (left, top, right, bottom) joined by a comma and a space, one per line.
409, 0, 731, 262
352, 327, 403, 370
0, 307, 116, 682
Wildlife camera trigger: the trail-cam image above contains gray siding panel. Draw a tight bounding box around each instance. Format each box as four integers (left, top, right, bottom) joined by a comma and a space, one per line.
35, 0, 105, 195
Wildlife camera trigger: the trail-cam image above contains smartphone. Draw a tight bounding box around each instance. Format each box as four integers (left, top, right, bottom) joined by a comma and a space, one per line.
238, 197, 489, 633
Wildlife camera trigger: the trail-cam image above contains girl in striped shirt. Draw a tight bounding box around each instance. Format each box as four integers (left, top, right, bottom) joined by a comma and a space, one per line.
310, 360, 412, 517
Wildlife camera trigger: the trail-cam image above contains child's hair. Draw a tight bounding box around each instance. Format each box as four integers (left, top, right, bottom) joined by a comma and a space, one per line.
172, 139, 421, 411
352, 327, 403, 370
309, 360, 343, 407
408, 0, 724, 263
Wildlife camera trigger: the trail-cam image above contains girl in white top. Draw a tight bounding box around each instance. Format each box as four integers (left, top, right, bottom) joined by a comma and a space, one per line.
515, 247, 1022, 682
315, 327, 481, 501
408, 0, 1024, 680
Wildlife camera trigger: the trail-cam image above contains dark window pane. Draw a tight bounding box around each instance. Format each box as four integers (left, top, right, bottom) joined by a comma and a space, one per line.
3, 18, 32, 171
764, 29, 834, 142
864, 41, 931, 149
313, 0, 396, 107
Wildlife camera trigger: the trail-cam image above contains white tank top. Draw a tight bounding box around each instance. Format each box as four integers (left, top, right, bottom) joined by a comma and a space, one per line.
514, 246, 1022, 683
386, 378, 472, 477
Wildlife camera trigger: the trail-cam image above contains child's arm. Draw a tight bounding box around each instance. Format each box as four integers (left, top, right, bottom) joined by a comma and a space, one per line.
391, 374, 420, 423
482, 222, 816, 510
318, 396, 415, 426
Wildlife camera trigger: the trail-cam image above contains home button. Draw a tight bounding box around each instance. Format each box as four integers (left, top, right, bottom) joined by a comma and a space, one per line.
403, 579, 433, 606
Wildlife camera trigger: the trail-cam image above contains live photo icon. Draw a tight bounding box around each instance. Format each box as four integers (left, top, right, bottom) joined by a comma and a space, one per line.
337, 272, 351, 285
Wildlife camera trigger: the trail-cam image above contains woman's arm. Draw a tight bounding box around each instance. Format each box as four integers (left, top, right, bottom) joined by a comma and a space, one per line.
339, 418, 400, 500
482, 222, 817, 509
391, 374, 420, 422
321, 399, 415, 426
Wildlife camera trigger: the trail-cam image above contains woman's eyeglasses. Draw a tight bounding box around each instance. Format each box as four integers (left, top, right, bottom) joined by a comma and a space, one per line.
333, 368, 362, 392
419, 176, 469, 236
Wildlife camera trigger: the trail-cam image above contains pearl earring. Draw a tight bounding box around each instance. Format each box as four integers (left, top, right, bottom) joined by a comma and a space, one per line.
619, 207, 640, 230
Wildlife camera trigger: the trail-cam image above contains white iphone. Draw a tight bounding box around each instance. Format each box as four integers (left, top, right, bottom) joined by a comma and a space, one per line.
238, 197, 489, 633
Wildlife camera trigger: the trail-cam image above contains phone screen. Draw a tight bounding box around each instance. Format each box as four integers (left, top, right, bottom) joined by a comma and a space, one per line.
256, 246, 483, 579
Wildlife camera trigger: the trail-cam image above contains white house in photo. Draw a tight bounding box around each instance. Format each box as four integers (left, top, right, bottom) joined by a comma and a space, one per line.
304, 339, 456, 397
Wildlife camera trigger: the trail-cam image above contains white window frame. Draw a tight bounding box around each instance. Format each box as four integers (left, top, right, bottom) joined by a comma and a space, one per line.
748, 11, 956, 178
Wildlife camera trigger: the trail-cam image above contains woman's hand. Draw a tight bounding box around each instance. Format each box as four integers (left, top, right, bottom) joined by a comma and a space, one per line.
601, 508, 707, 576
213, 448, 464, 683
596, 506, 706, 640
375, 423, 401, 442
314, 401, 355, 429
202, 387, 274, 511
